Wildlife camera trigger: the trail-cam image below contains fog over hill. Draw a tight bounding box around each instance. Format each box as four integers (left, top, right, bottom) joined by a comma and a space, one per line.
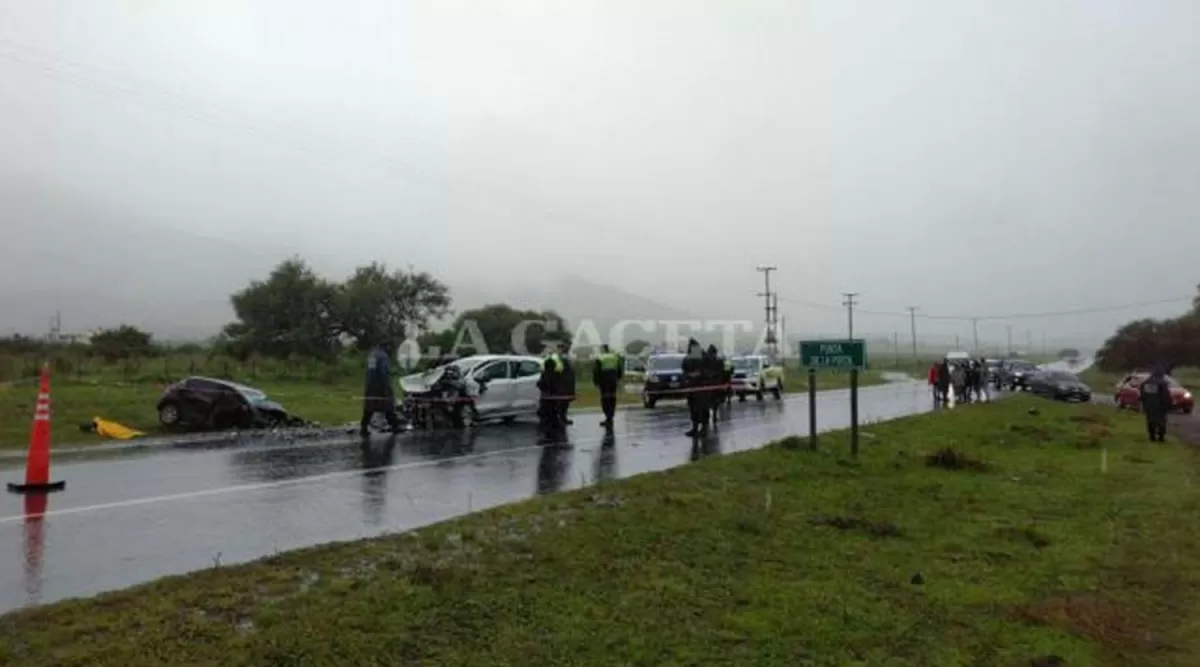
0, 184, 722, 343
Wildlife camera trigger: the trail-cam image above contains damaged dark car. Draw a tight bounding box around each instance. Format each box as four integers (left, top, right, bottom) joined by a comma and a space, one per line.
156, 376, 307, 431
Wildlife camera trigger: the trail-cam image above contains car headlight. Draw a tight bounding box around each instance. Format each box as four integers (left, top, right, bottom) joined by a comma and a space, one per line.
1184, 391, 1193, 400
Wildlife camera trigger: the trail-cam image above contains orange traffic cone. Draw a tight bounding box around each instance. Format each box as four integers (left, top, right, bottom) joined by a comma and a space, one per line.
6, 362, 66, 494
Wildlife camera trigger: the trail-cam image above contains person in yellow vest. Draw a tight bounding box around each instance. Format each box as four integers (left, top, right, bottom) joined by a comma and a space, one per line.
537, 345, 567, 442
592, 344, 625, 428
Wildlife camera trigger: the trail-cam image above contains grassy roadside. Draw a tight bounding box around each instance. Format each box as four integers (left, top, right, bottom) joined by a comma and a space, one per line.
4, 396, 1199, 666
0, 368, 901, 450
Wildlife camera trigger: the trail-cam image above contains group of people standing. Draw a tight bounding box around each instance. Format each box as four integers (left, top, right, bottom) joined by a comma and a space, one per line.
682, 339, 735, 437
359, 337, 739, 444
927, 358, 991, 405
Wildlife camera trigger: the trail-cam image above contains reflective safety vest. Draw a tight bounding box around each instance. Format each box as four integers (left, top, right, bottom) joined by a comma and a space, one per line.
723, 358, 733, 371
598, 352, 622, 372
546, 354, 564, 373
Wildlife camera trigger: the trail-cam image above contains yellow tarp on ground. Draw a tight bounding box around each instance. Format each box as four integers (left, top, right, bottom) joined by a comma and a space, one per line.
91, 417, 145, 440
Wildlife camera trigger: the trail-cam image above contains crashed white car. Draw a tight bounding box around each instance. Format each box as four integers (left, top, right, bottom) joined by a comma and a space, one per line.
399, 354, 546, 424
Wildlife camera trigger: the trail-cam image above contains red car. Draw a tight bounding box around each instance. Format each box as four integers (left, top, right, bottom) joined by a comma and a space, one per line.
1114, 372, 1194, 414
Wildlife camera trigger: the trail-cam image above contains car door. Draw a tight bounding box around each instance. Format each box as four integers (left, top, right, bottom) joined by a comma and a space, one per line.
470, 360, 514, 416
1119, 374, 1145, 407
178, 379, 221, 426
512, 359, 544, 414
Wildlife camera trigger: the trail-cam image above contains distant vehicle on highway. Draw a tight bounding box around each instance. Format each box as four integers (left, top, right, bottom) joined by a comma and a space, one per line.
157, 377, 299, 431
642, 353, 687, 408
1114, 372, 1195, 414
999, 359, 1040, 391
1027, 370, 1092, 403
730, 354, 785, 402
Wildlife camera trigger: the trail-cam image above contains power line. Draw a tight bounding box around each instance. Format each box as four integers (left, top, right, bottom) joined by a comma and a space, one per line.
776, 294, 1194, 322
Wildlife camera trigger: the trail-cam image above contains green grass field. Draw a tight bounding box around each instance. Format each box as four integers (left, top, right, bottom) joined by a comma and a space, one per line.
0, 362, 911, 449
3, 395, 1197, 666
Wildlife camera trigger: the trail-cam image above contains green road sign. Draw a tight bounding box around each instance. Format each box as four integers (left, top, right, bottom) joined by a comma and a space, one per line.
799, 339, 866, 370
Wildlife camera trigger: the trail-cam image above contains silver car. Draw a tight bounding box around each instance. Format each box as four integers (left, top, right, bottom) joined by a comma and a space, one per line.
400, 354, 547, 424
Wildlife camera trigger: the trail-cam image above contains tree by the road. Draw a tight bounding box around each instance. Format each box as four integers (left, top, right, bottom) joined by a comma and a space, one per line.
90, 325, 155, 361
335, 262, 451, 351
222, 258, 341, 360
221, 258, 454, 359
1097, 284, 1200, 371
420, 304, 571, 357
625, 339, 650, 356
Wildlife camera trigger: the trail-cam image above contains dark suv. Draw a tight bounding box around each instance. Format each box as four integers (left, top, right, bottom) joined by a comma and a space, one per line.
1000, 360, 1039, 391
641, 353, 687, 408
156, 376, 296, 431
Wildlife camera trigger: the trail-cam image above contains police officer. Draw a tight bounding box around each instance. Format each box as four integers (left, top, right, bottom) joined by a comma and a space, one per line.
558, 343, 576, 426
592, 344, 624, 427
682, 338, 708, 436
537, 345, 566, 442
360, 341, 402, 436
1139, 366, 1173, 442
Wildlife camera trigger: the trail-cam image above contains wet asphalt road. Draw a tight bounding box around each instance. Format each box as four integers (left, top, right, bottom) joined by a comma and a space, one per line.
0, 366, 1081, 614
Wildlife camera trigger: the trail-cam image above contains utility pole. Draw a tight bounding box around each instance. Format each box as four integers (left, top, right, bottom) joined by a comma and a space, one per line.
842, 292, 858, 339
756, 266, 778, 360
1006, 324, 1013, 356
971, 317, 980, 356
906, 306, 918, 361
892, 331, 899, 367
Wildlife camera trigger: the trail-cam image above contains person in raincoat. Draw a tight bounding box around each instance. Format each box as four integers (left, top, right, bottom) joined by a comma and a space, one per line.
704, 344, 724, 423
936, 359, 951, 404
360, 341, 402, 436
927, 363, 940, 403
950, 361, 967, 404
1139, 366, 1173, 442
537, 345, 567, 442
682, 338, 709, 436
558, 343, 577, 426
592, 344, 624, 428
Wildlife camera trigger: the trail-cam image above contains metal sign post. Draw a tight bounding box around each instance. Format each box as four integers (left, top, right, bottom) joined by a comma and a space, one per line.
800, 339, 867, 458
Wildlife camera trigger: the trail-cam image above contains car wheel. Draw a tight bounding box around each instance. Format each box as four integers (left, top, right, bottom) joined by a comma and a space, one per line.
737, 392, 746, 402
158, 402, 182, 427
643, 395, 656, 409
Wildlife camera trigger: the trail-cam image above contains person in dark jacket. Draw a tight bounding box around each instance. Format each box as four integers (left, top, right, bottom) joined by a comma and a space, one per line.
360, 342, 402, 436
682, 338, 709, 436
558, 344, 576, 426
705, 345, 725, 423
592, 344, 624, 427
723, 355, 735, 405
537, 346, 567, 442
936, 360, 951, 404
1139, 366, 1173, 442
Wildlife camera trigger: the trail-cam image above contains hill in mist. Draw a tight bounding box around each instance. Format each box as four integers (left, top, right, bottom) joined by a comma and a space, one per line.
0, 184, 721, 343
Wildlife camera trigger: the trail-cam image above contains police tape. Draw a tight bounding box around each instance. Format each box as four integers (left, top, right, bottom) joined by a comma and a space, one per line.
0, 376, 736, 404
396, 383, 738, 404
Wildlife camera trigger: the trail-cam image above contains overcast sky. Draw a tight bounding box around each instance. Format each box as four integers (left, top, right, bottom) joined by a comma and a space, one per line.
2, 0, 1199, 345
